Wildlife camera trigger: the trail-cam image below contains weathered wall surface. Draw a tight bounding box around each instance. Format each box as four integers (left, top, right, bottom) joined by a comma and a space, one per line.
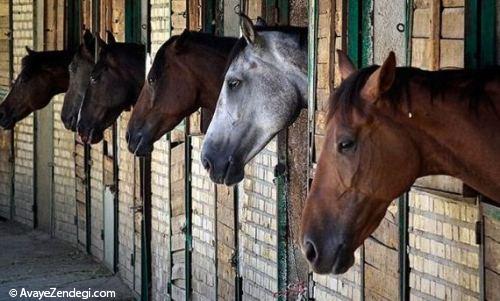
12, 0, 34, 227
149, 1, 172, 300
0, 0, 11, 220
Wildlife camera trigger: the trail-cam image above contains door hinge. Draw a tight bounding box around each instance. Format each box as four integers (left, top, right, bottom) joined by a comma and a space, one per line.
475, 220, 482, 245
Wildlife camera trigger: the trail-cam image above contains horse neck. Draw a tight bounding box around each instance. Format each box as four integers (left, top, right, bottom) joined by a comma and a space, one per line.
265, 32, 308, 108
123, 52, 145, 105
400, 79, 500, 201
188, 48, 232, 112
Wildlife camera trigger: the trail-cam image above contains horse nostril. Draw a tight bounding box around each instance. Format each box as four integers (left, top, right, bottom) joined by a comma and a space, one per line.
126, 131, 130, 143
202, 155, 212, 171
304, 239, 318, 264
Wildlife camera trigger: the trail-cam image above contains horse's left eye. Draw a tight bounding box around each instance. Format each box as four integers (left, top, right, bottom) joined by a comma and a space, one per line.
148, 77, 155, 85
228, 79, 241, 89
90, 75, 98, 84
338, 139, 356, 153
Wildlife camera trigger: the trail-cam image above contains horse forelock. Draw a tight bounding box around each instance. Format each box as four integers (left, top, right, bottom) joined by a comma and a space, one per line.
223, 26, 307, 77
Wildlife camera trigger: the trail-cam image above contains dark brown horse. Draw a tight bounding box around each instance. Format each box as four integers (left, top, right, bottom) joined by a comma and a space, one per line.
301, 51, 500, 274
0, 47, 73, 129
61, 30, 95, 131
77, 32, 145, 144
126, 30, 238, 156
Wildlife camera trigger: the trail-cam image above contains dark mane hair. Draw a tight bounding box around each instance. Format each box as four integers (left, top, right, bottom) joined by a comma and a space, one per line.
149, 31, 238, 81
329, 65, 500, 120
224, 26, 308, 74
21, 49, 74, 72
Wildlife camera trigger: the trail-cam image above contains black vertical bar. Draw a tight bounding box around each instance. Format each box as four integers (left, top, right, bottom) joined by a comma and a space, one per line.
398, 192, 410, 301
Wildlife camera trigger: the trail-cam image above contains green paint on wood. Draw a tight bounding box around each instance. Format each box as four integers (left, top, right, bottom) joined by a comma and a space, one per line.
125, 0, 142, 43
480, 0, 496, 66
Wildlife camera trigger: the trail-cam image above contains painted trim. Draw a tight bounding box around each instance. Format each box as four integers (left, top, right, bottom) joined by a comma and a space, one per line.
306, 0, 318, 297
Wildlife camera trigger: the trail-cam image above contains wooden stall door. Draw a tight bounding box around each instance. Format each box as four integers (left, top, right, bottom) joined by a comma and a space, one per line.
482, 203, 500, 301
34, 0, 65, 233
0, 0, 12, 220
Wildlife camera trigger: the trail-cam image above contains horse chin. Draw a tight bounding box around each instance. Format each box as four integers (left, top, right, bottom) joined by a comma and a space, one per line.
223, 161, 245, 186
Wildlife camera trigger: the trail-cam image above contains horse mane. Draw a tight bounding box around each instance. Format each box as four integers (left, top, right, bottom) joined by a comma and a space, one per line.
224, 26, 308, 75
21, 49, 74, 72
149, 31, 238, 81
328, 66, 500, 120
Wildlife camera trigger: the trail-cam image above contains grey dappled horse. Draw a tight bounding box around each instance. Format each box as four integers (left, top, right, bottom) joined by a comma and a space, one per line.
201, 15, 308, 185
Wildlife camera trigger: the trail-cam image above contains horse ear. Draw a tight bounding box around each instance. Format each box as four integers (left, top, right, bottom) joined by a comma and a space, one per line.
106, 30, 116, 44
240, 14, 261, 46
83, 30, 94, 50
95, 32, 107, 49
25, 46, 34, 55
255, 16, 267, 27
337, 50, 356, 80
174, 29, 189, 51
361, 51, 396, 102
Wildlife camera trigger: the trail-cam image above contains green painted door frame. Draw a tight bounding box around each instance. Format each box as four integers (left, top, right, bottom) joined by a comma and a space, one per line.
306, 0, 318, 298
126, 1, 152, 300
465, 2, 496, 300
465, 0, 496, 68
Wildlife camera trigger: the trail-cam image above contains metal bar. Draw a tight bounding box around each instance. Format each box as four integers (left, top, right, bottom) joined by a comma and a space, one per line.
184, 131, 193, 301
306, 0, 318, 297
405, 0, 413, 67
113, 123, 119, 273
398, 192, 410, 301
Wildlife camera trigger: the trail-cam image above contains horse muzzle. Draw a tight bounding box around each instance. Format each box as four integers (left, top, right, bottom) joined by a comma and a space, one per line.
126, 129, 153, 156
302, 233, 355, 274
201, 149, 244, 186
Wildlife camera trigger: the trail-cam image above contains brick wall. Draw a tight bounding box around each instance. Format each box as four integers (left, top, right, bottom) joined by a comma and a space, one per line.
90, 142, 104, 259
408, 189, 480, 300
149, 2, 172, 299
52, 94, 77, 244
12, 0, 34, 227
0, 0, 9, 88
118, 111, 140, 292
239, 141, 279, 301
191, 136, 217, 301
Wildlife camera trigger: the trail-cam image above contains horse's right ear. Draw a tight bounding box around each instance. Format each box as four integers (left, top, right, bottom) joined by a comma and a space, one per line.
106, 30, 116, 44
174, 29, 189, 51
83, 30, 94, 50
240, 14, 261, 46
337, 50, 356, 80
25, 46, 34, 55
95, 32, 107, 49
255, 17, 267, 27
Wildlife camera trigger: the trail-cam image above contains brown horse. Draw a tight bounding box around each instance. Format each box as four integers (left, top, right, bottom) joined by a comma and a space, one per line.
0, 47, 73, 129
77, 32, 145, 144
126, 30, 238, 156
301, 51, 500, 274
61, 30, 95, 131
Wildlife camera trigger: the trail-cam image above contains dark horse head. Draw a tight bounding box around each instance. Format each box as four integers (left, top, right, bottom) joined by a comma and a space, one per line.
77, 32, 145, 144
61, 30, 95, 131
0, 47, 73, 129
127, 30, 238, 156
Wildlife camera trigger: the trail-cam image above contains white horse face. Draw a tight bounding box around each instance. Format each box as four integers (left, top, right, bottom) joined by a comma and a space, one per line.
202, 16, 307, 185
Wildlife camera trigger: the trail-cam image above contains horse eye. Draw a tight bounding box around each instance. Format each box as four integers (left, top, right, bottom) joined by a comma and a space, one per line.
148, 77, 155, 85
228, 79, 241, 89
90, 75, 98, 84
338, 139, 356, 153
